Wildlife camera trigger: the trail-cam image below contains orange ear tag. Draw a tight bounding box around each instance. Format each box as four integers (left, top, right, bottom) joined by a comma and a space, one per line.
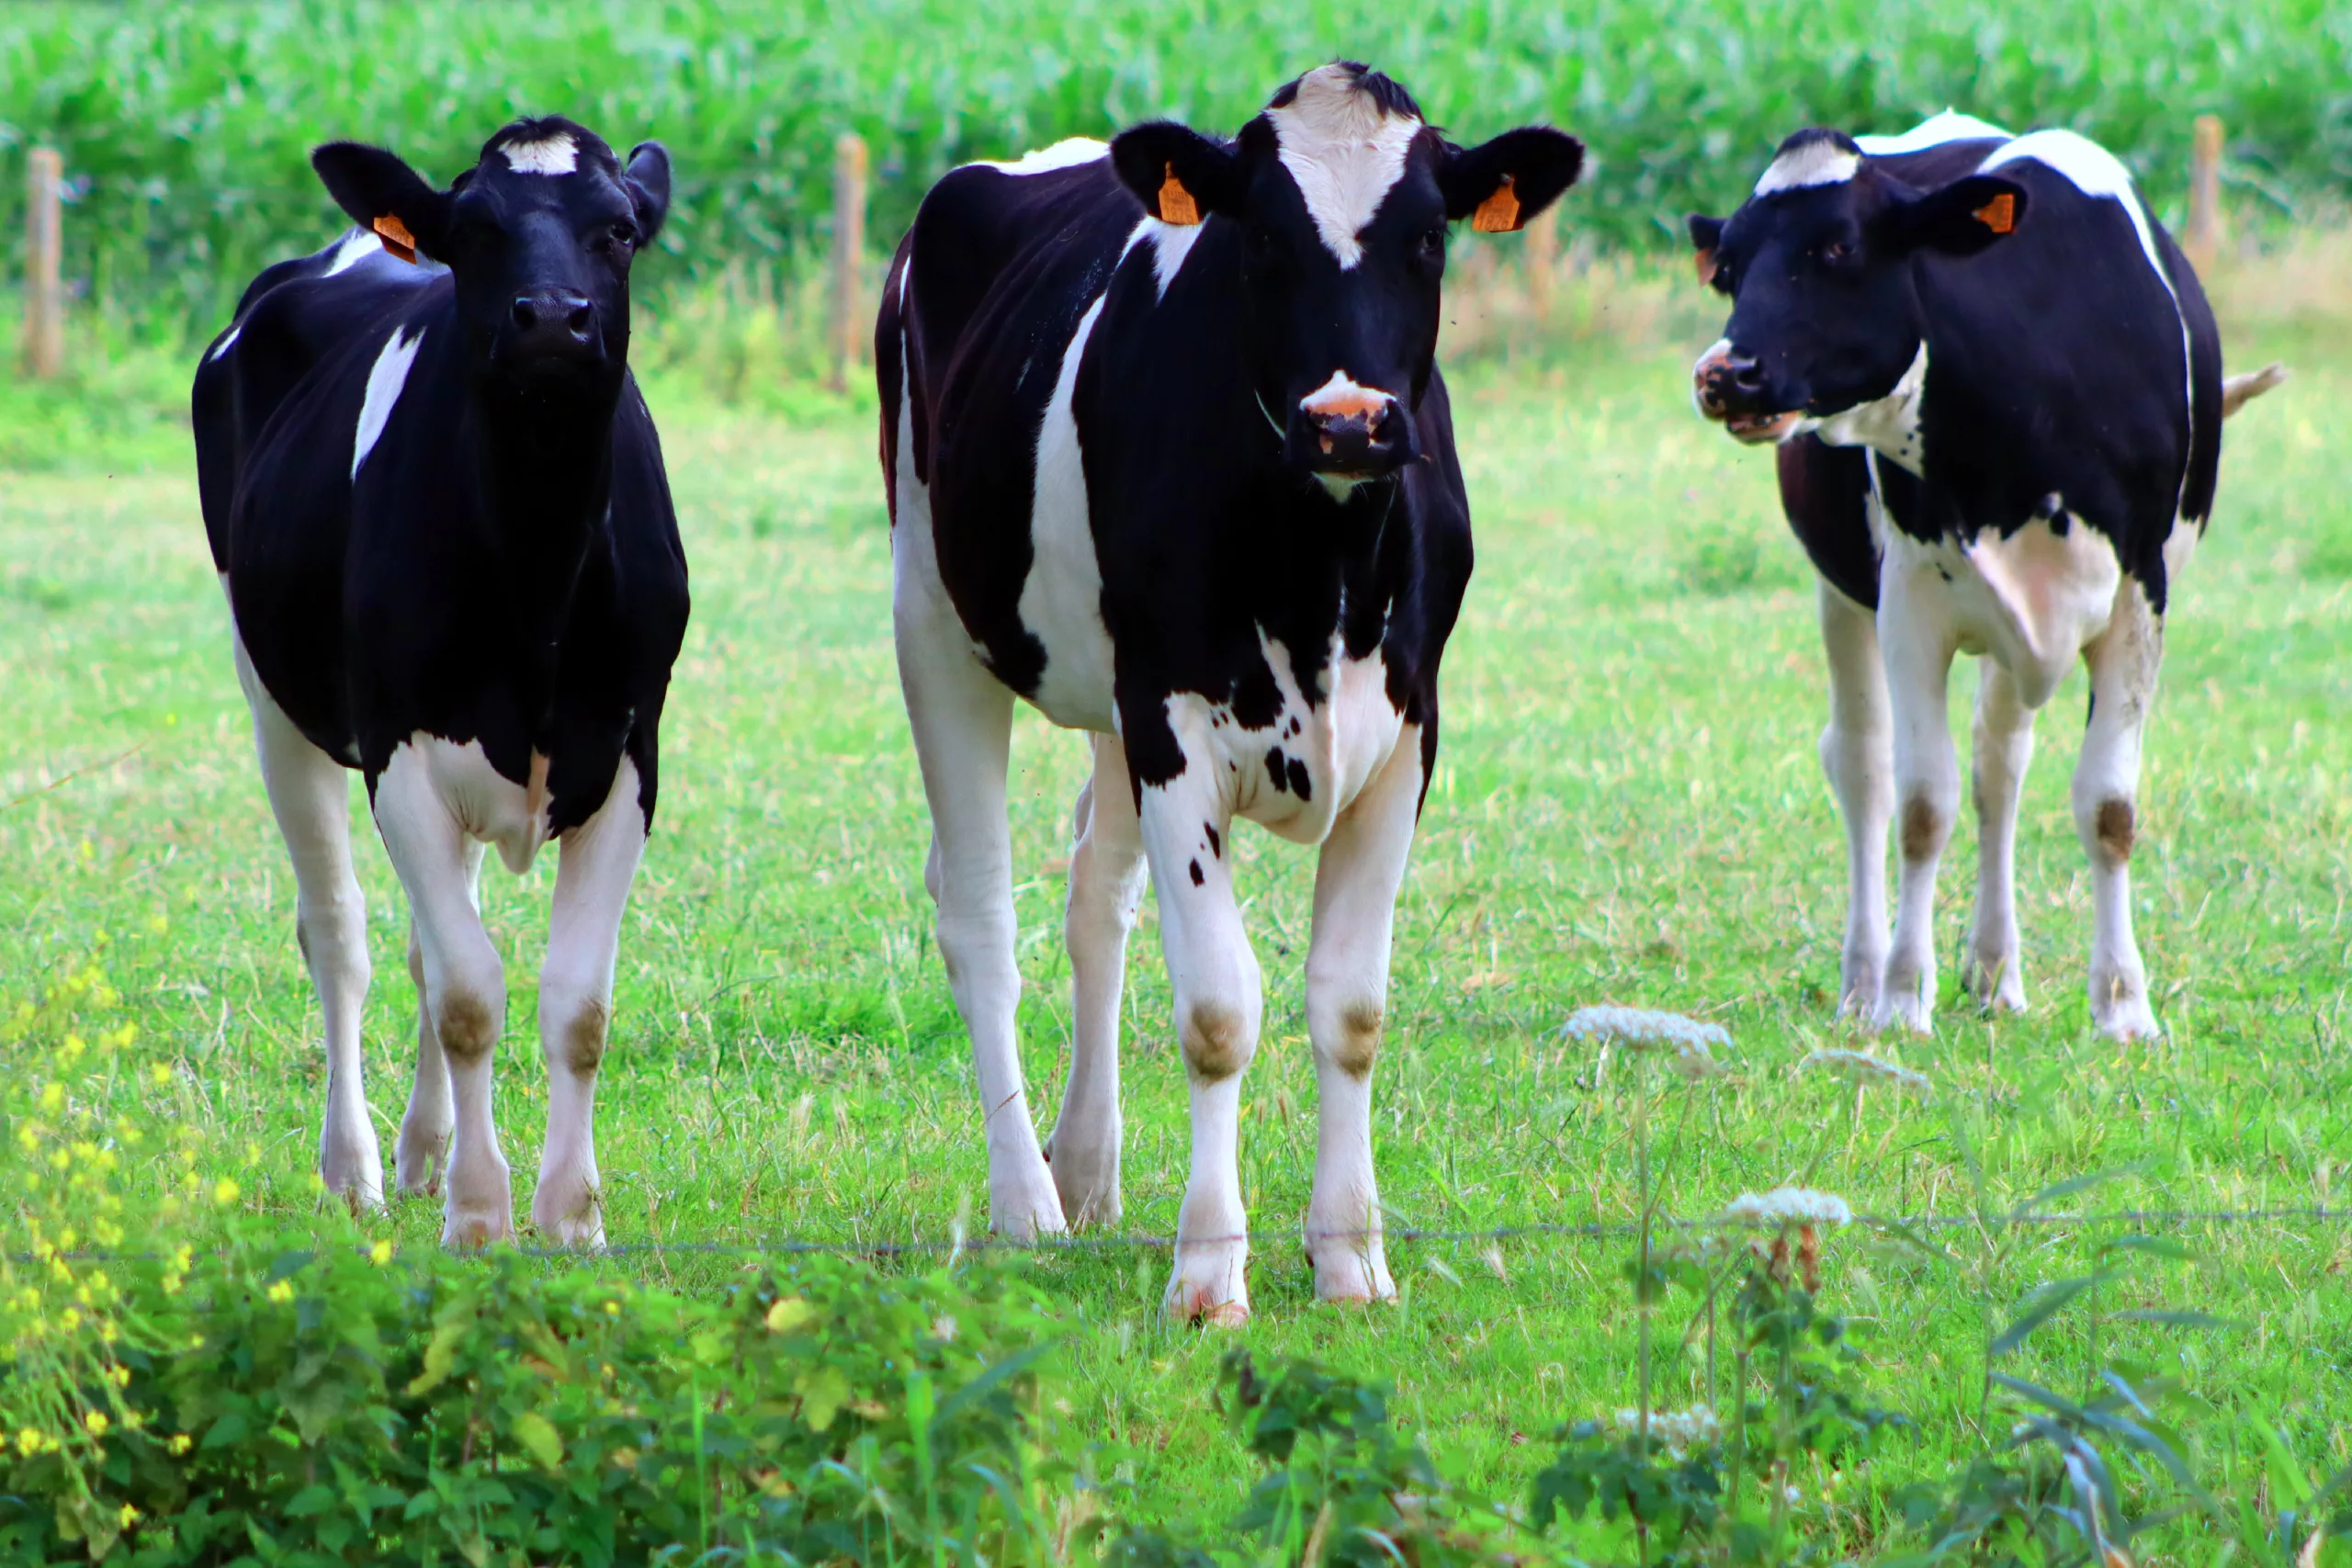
1157, 164, 1202, 226
1694, 246, 1718, 285
1471, 175, 1521, 233
1972, 192, 2016, 235
372, 213, 419, 264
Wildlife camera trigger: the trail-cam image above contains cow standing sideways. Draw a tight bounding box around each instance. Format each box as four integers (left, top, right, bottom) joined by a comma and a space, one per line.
193, 118, 689, 1247
1687, 114, 2282, 1039
879, 63, 1582, 1321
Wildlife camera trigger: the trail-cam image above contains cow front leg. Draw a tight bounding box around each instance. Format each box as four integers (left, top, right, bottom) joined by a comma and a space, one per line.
2075, 581, 2165, 1040
394, 840, 481, 1199
1138, 765, 1259, 1325
894, 525, 1064, 1240
1963, 660, 2035, 1012
1046, 733, 1147, 1228
1875, 558, 1961, 1033
1303, 724, 1422, 1304
531, 756, 649, 1247
374, 747, 513, 1248
234, 633, 381, 1210
1815, 578, 1892, 1016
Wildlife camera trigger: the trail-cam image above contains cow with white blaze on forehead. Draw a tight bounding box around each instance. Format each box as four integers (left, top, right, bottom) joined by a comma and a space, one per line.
879, 62, 1582, 1322
1686, 113, 2283, 1039
193, 117, 689, 1247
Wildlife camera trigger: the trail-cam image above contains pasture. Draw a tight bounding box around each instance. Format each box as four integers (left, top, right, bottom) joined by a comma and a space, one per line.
4, 245, 2347, 1552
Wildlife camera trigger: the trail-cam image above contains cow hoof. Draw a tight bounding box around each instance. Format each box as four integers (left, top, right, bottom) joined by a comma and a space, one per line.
989, 1162, 1069, 1243
1835, 956, 1884, 1018
441, 1206, 514, 1250
1871, 987, 1935, 1035
530, 1184, 606, 1250
1962, 951, 2028, 1014
1164, 1242, 1250, 1325
1164, 1282, 1251, 1327
1044, 1136, 1122, 1230
1310, 1246, 1395, 1304
2091, 992, 2161, 1042
394, 1127, 451, 1198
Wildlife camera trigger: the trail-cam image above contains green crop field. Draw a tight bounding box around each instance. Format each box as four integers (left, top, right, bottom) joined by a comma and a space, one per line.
2, 0, 2348, 333
2, 231, 2347, 1559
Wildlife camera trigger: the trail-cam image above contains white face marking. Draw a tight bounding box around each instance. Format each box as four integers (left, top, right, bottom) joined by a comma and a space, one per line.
500, 133, 579, 175
207, 325, 243, 363
976, 138, 1109, 175
352, 324, 425, 480
1754, 140, 1860, 196
1804, 343, 1928, 472
1299, 368, 1393, 416
1853, 111, 2013, 156
1019, 291, 1118, 732
1266, 64, 1422, 270
323, 227, 385, 276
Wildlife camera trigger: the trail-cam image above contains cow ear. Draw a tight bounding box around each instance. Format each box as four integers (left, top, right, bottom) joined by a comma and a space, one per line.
1890, 174, 2028, 256
625, 141, 672, 245
1688, 213, 1726, 286
1441, 127, 1583, 231
311, 141, 451, 263
1110, 121, 1239, 225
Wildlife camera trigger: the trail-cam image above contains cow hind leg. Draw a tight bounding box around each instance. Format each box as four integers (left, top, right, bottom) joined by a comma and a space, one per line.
531, 756, 647, 1248
2075, 583, 2165, 1040
1303, 726, 1422, 1305
1875, 562, 1961, 1033
373, 750, 514, 1248
1962, 660, 2034, 1013
894, 534, 1065, 1240
1815, 579, 1892, 1016
1046, 734, 1146, 1228
393, 841, 481, 1199
234, 637, 381, 1210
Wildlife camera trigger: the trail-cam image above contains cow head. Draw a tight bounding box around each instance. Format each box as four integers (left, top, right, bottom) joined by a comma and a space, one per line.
1686, 129, 2026, 444
1109, 63, 1581, 491
312, 117, 670, 400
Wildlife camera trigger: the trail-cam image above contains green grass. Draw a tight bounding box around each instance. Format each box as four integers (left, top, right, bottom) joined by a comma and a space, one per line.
1, 294, 2347, 1551
3, 0, 2347, 336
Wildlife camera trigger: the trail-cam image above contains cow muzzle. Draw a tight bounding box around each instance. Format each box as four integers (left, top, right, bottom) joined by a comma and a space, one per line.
1289, 371, 1417, 479
1691, 340, 1800, 445
503, 288, 603, 367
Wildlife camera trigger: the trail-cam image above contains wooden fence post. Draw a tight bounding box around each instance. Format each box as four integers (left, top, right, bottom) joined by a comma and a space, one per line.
2184, 115, 2224, 275
1525, 204, 1557, 328
22, 147, 64, 379
828, 132, 868, 393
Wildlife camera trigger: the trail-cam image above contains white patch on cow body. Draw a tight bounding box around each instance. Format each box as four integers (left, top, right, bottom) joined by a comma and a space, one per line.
1754, 141, 1860, 197
976, 138, 1109, 175
500, 133, 579, 175
1018, 292, 1119, 732
379, 733, 554, 875
1266, 64, 1421, 270
352, 324, 425, 480
1854, 111, 2012, 156
1805, 344, 1928, 473
208, 325, 242, 362
1118, 215, 1204, 299
324, 227, 385, 276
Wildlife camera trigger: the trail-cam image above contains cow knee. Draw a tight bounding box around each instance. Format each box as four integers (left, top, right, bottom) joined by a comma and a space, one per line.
1181, 999, 1252, 1083
434, 987, 501, 1067
1313, 998, 1383, 1079
544, 986, 610, 1077
2079, 795, 2135, 866
1898, 795, 1948, 865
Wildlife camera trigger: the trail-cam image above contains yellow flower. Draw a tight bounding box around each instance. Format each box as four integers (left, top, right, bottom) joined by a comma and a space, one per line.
15, 1428, 41, 1456
212, 1179, 240, 1206
604, 1301, 621, 1317
59, 1309, 82, 1332
117, 1503, 138, 1529
167, 1434, 192, 1455
369, 1240, 395, 1267
107, 1364, 130, 1387
265, 1280, 294, 1304
37, 1083, 62, 1112
98, 1321, 119, 1345
84, 1411, 108, 1438
149, 1064, 172, 1089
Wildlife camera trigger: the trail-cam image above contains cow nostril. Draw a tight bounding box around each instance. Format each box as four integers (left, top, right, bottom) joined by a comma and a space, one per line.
566, 303, 594, 335
1730, 359, 1765, 392
511, 298, 539, 331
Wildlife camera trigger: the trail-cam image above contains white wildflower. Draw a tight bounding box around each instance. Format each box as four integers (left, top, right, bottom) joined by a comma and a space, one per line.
1562, 1006, 1730, 1052
1608, 1404, 1719, 1458
1668, 1039, 1727, 1080
1798, 1048, 1931, 1096
1719, 1187, 1854, 1229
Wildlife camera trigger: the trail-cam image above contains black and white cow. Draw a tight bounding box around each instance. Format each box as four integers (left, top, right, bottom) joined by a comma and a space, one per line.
1686, 112, 2282, 1038
878, 63, 1580, 1321
192, 118, 688, 1246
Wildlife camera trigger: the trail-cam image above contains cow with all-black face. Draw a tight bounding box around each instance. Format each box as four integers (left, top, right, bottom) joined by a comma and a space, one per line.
193, 117, 689, 1247
1687, 114, 2281, 1039
879, 62, 1581, 1321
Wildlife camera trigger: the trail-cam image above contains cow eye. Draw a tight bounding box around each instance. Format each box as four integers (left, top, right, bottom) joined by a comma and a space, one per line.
1419, 227, 1445, 259
606, 220, 639, 252
1820, 239, 1855, 264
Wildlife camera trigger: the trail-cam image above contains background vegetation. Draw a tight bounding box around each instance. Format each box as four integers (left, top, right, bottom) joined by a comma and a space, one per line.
1, 0, 2348, 335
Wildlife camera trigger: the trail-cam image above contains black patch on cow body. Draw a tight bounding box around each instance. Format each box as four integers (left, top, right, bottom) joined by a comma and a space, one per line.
1189, 858, 1204, 886
1287, 756, 1313, 800
1204, 822, 1221, 858
1265, 747, 1288, 792
196, 216, 688, 835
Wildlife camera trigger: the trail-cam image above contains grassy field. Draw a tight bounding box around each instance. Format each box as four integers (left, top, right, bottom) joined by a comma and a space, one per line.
2, 267, 2349, 1550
